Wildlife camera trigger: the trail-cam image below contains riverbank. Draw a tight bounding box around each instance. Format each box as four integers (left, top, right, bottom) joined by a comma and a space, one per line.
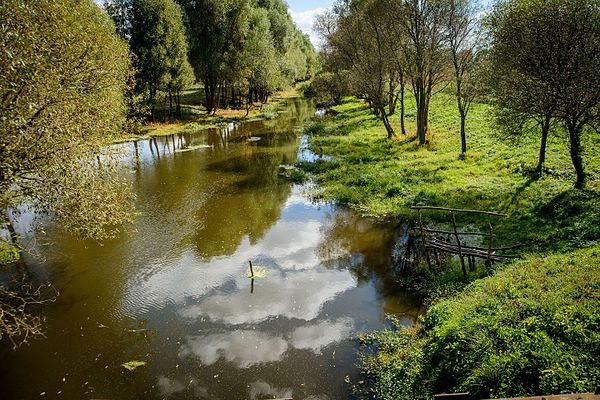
114, 86, 302, 143
300, 94, 600, 253
299, 94, 600, 398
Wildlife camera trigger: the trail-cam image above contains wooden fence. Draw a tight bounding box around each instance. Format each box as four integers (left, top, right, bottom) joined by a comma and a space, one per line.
411, 206, 520, 275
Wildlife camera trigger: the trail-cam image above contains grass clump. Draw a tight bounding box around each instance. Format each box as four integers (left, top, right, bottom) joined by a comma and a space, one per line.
0, 242, 20, 265
260, 104, 279, 120
360, 247, 600, 399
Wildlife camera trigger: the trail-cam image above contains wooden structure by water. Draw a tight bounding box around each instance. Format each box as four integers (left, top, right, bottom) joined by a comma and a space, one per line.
434, 393, 599, 400
411, 206, 520, 275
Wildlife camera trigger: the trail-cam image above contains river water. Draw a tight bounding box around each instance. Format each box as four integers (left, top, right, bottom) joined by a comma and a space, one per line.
0, 98, 420, 400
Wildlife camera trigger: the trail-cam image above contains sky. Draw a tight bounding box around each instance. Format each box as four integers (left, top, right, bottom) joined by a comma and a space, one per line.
286, 0, 335, 48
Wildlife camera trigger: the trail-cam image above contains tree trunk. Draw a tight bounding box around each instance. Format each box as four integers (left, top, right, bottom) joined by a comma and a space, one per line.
568, 123, 585, 188
399, 78, 406, 135
204, 78, 217, 114
536, 114, 551, 174
416, 87, 428, 144
380, 106, 396, 139
388, 78, 396, 115
459, 107, 467, 154
168, 86, 173, 117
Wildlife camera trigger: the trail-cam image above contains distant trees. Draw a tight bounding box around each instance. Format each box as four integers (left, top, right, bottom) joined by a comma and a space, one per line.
0, 0, 134, 242
107, 0, 193, 120
488, 0, 600, 187
319, 0, 451, 143
176, 0, 318, 114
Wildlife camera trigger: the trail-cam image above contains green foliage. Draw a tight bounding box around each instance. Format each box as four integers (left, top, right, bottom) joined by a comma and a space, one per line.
129, 0, 193, 119
260, 105, 278, 120
361, 247, 600, 399
177, 0, 318, 111
487, 0, 600, 188
301, 95, 600, 253
0, 242, 20, 265
0, 0, 135, 240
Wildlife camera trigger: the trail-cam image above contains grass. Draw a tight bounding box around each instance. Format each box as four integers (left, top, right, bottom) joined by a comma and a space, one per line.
359, 247, 600, 399
0, 241, 20, 265
301, 93, 600, 253
300, 92, 600, 398
115, 84, 301, 142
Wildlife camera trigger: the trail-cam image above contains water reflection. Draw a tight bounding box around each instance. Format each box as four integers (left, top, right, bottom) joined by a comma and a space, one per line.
1, 98, 421, 400
180, 330, 289, 368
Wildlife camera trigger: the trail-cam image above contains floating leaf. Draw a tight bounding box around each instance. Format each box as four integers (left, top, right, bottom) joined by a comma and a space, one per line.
121, 360, 146, 371
246, 265, 268, 279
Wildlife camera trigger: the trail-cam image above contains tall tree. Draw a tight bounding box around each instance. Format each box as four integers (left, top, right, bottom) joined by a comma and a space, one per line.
0, 0, 134, 239
446, 0, 480, 155
129, 0, 192, 120
178, 0, 250, 113
488, 0, 600, 187
325, 0, 398, 138
400, 0, 449, 145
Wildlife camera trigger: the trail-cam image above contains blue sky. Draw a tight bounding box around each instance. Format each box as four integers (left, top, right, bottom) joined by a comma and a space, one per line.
287, 1, 334, 47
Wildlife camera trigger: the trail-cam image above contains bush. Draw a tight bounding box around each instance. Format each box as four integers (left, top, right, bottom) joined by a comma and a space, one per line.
260, 104, 278, 120
361, 247, 600, 399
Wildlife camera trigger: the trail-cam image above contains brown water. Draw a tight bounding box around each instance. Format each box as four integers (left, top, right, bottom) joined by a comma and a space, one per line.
0, 98, 420, 400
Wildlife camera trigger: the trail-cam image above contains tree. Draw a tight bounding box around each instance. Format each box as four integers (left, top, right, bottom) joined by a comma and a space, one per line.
488, 0, 600, 187
0, 0, 134, 240
446, 0, 480, 155
241, 7, 281, 113
0, 0, 134, 345
129, 0, 193, 120
400, 0, 449, 145
324, 0, 398, 139
178, 0, 251, 114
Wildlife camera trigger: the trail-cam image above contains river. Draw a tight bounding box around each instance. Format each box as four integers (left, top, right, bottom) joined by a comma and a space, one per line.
0, 98, 420, 400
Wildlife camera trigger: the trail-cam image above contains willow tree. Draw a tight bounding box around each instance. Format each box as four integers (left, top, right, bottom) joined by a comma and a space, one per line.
242, 7, 281, 110
0, 0, 134, 346
489, 0, 600, 187
178, 0, 251, 113
130, 0, 193, 119
446, 0, 480, 155
326, 0, 398, 139
401, 0, 449, 145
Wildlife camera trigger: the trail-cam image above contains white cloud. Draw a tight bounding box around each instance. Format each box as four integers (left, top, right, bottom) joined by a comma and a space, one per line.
179, 330, 289, 368
290, 8, 330, 48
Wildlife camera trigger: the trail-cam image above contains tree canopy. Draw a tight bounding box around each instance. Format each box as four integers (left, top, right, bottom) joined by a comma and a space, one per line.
0, 0, 134, 240
488, 0, 600, 187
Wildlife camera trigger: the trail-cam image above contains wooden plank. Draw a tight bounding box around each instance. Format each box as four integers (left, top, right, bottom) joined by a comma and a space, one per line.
428, 238, 521, 256
486, 393, 599, 400
434, 393, 470, 399
420, 227, 492, 237
410, 205, 508, 217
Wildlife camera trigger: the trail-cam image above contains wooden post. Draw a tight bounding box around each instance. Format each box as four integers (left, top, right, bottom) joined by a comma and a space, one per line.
248, 260, 254, 278
451, 211, 467, 275
487, 215, 494, 265
418, 209, 432, 270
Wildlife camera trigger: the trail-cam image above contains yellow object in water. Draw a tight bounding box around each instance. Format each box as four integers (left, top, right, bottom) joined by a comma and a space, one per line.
246, 265, 267, 279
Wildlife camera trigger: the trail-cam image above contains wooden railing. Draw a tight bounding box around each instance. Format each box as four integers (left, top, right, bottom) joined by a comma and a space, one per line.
411, 206, 520, 275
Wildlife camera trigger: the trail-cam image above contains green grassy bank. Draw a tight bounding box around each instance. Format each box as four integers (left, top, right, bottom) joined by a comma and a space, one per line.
299, 93, 600, 398
115, 85, 301, 142
360, 247, 600, 399
301, 94, 600, 253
